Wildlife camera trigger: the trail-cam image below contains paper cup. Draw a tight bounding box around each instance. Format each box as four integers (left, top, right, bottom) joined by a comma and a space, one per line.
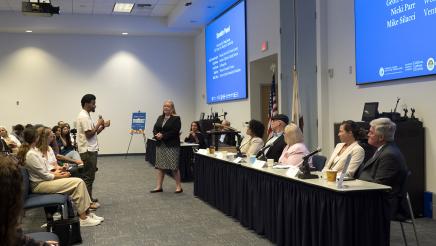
267, 159, 274, 167
326, 170, 338, 182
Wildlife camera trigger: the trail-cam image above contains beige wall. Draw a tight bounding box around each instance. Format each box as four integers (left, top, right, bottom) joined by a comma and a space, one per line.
0, 33, 195, 154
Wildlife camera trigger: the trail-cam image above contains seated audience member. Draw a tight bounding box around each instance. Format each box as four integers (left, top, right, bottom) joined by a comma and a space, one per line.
0, 155, 59, 246
42, 127, 81, 177
0, 126, 21, 155
257, 114, 288, 162
184, 121, 207, 149
52, 125, 83, 165
278, 123, 310, 167
12, 124, 25, 143
240, 120, 265, 157
323, 120, 365, 177
1, 138, 12, 154
218, 120, 237, 146
356, 118, 408, 219
17, 127, 103, 227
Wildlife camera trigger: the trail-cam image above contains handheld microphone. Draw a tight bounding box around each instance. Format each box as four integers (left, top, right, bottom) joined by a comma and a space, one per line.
98, 115, 103, 119
302, 147, 322, 160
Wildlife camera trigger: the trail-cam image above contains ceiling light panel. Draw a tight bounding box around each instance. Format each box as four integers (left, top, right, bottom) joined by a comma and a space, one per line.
113, 3, 134, 13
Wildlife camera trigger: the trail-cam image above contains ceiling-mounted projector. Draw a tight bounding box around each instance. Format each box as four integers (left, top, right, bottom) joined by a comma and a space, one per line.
22, 0, 59, 17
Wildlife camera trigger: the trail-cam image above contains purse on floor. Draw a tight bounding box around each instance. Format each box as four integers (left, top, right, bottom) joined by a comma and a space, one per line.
47, 216, 82, 246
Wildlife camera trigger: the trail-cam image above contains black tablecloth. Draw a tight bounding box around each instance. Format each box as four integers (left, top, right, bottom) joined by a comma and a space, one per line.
145, 138, 196, 182
193, 154, 390, 246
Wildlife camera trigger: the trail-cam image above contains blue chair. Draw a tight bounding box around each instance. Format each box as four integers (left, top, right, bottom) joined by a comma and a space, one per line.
312, 155, 327, 171
20, 166, 69, 220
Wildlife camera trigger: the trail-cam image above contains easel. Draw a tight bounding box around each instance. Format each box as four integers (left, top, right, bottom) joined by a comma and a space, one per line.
125, 111, 146, 159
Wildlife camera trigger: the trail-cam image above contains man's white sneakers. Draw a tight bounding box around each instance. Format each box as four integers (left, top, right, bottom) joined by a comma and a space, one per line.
89, 213, 104, 222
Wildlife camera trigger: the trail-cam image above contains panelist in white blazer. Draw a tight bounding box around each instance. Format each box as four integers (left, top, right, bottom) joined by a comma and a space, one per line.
240, 120, 265, 157
323, 120, 365, 177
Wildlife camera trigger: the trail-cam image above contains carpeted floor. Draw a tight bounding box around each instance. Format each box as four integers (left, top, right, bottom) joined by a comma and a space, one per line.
22, 156, 436, 245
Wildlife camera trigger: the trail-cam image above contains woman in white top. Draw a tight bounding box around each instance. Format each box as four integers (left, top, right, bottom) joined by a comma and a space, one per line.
323, 120, 365, 177
240, 120, 265, 157
17, 127, 103, 227
278, 123, 310, 167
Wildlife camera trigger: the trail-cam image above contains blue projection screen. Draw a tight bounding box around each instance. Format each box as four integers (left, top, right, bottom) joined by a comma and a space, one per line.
355, 0, 436, 84
205, 0, 247, 103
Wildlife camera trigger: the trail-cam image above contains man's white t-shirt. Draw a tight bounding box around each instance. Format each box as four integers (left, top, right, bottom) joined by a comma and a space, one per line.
76, 109, 99, 153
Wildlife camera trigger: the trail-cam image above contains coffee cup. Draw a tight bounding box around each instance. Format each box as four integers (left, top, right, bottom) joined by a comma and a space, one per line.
208, 147, 215, 155
326, 170, 338, 182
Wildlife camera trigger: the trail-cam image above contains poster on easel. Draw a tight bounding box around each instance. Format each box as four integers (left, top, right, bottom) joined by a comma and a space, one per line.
129, 112, 146, 134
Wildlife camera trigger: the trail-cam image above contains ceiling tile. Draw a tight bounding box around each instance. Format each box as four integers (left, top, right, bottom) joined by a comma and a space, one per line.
151, 4, 174, 16
156, 0, 180, 4
132, 8, 152, 16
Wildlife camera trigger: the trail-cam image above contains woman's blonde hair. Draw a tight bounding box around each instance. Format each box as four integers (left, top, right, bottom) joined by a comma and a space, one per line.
284, 123, 304, 146
162, 100, 177, 115
35, 127, 51, 157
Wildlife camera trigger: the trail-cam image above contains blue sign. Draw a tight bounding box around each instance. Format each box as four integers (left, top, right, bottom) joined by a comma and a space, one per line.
131, 112, 146, 131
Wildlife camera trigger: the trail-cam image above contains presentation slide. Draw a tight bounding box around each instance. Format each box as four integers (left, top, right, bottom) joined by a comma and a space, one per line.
355, 0, 436, 84
205, 0, 247, 103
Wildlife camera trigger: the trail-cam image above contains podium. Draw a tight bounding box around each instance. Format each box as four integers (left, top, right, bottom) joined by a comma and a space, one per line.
334, 120, 425, 216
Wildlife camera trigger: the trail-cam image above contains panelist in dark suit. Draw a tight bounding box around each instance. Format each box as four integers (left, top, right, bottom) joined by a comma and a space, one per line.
184, 121, 206, 149
357, 118, 408, 219
151, 100, 183, 194
219, 120, 237, 146
257, 114, 288, 162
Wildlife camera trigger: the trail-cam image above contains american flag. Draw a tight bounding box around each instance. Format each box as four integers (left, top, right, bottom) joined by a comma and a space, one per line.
267, 74, 278, 138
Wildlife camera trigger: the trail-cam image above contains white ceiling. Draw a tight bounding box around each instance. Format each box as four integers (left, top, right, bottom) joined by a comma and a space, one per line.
0, 0, 238, 36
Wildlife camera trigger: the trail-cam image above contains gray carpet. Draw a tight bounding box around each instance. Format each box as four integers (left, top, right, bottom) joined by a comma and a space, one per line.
22, 156, 436, 245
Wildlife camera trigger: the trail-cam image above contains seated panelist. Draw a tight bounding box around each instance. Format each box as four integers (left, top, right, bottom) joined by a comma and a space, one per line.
322, 120, 365, 177
184, 121, 207, 149
240, 120, 265, 157
278, 123, 310, 167
257, 114, 288, 162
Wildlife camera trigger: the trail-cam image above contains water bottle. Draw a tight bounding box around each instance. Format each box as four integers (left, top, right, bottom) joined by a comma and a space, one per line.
53, 212, 62, 221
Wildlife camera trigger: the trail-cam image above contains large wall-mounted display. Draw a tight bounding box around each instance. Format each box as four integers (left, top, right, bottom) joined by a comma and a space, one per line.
355, 0, 436, 84
205, 0, 247, 103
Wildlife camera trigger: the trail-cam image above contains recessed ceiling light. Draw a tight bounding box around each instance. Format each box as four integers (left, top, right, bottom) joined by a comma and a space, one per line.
122, 32, 128, 35
25, 30, 33, 33
113, 3, 134, 13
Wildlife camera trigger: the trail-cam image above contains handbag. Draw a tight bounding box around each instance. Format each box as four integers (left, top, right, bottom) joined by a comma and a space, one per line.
47, 216, 82, 246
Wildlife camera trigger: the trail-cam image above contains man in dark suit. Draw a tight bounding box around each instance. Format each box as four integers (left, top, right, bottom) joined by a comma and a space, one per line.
257, 114, 288, 162
357, 118, 408, 219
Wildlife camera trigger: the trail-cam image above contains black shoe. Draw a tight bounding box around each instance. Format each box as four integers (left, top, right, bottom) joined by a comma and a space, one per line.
150, 189, 163, 193
174, 189, 183, 194
91, 197, 99, 203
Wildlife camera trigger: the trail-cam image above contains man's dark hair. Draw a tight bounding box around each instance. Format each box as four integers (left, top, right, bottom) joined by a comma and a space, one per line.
248, 120, 265, 138
13, 124, 24, 132
81, 94, 96, 108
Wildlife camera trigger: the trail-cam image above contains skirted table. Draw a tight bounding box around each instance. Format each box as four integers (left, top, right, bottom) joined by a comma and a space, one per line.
145, 138, 198, 182
193, 153, 391, 246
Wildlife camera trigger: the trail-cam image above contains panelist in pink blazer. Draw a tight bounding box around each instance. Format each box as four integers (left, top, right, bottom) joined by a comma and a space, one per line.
323, 120, 365, 177
278, 123, 310, 167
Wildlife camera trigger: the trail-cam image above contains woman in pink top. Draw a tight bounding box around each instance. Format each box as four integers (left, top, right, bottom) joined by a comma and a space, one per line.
278, 123, 310, 167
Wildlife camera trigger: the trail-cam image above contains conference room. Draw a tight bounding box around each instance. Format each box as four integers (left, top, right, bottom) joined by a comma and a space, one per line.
1, 0, 436, 245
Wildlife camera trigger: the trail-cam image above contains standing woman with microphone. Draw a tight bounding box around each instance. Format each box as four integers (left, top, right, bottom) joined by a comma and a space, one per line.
150, 100, 183, 193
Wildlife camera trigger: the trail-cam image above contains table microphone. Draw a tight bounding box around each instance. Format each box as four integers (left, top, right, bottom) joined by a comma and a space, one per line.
302, 147, 322, 160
